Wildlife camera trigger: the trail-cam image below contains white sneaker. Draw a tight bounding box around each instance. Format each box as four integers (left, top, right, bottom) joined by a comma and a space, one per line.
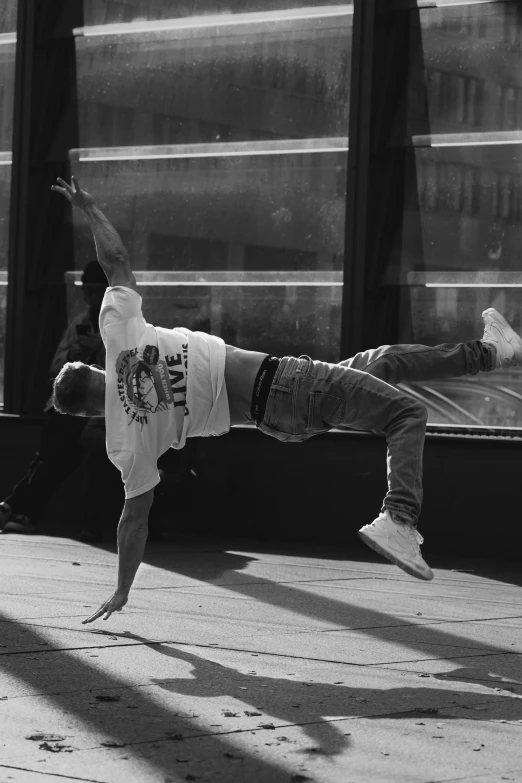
482, 308, 522, 369
359, 509, 434, 581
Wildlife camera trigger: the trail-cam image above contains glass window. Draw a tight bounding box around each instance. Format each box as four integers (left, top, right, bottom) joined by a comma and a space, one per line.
0, 2, 17, 406
392, 1, 522, 430
71, 1, 352, 363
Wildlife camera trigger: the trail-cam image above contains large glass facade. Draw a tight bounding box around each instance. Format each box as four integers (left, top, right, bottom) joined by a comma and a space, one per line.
70, 1, 353, 361
0, 2, 17, 406
392, 1, 522, 429
7, 0, 522, 433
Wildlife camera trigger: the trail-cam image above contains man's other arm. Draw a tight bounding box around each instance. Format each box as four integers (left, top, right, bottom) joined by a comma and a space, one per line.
52, 177, 138, 292
83, 200, 138, 292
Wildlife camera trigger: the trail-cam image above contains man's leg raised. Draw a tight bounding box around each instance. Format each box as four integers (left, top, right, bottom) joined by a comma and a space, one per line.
339, 308, 522, 384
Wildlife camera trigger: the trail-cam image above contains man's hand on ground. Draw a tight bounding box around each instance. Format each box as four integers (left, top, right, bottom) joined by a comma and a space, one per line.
82, 592, 128, 624
51, 176, 95, 210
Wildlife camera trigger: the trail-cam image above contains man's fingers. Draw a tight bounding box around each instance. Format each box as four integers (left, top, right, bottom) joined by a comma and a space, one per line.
72, 176, 81, 192
82, 605, 108, 624
82, 594, 125, 624
82, 611, 103, 624
55, 177, 73, 192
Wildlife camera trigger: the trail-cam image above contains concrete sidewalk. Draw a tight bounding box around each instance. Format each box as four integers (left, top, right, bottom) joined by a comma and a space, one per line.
0, 534, 521, 783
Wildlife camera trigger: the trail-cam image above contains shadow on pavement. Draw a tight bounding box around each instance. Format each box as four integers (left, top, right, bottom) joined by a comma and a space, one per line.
122, 633, 522, 755
134, 544, 522, 697
1, 539, 521, 778
0, 614, 301, 781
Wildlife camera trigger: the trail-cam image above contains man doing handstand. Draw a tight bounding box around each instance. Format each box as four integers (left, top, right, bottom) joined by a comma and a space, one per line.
50, 177, 522, 623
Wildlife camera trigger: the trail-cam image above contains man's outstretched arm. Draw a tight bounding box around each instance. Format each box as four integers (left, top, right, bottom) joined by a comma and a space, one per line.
82, 488, 154, 623
52, 176, 138, 292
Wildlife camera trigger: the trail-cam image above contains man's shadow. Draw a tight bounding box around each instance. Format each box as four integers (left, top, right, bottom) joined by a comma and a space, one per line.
84, 542, 522, 703
116, 632, 522, 758
139, 546, 522, 692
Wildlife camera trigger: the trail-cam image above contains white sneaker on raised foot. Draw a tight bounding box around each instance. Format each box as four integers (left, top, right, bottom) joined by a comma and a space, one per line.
359, 510, 434, 581
482, 308, 522, 369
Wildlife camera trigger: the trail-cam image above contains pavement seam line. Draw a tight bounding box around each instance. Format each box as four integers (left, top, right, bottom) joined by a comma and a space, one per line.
431, 766, 522, 783
3, 611, 522, 652
2, 610, 522, 634
316, 613, 522, 632
0, 637, 520, 672
0, 763, 108, 783
58, 698, 519, 753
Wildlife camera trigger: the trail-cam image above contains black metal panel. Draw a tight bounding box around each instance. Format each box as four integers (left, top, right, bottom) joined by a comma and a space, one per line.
341, 0, 376, 359
5, 0, 83, 414
342, 0, 428, 358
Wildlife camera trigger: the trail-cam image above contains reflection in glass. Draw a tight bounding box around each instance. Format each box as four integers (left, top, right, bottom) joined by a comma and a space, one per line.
390, 3, 522, 429
0, 0, 17, 405
71, 147, 346, 358
419, 3, 522, 135
74, 2, 352, 362
75, 7, 351, 147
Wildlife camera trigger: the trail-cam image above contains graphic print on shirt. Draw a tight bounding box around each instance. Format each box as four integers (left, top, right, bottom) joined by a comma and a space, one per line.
115, 343, 189, 428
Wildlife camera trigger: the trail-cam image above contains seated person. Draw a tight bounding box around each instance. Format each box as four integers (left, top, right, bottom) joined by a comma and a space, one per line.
0, 261, 106, 535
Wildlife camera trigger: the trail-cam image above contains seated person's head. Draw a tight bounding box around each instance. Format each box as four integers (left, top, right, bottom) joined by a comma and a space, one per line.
52, 362, 105, 417
81, 261, 107, 315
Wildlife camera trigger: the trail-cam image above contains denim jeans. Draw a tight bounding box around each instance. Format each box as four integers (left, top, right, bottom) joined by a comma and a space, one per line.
257, 340, 493, 526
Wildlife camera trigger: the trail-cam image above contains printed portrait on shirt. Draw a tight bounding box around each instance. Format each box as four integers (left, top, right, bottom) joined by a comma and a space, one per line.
115, 343, 188, 428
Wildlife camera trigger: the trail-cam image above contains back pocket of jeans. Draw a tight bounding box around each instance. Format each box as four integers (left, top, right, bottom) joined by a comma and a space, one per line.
307, 391, 344, 432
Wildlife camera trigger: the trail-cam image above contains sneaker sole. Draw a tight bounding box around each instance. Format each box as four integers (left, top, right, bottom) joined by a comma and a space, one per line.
359, 530, 434, 581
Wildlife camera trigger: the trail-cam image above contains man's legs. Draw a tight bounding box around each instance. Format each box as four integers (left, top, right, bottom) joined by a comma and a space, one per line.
339, 340, 493, 383
335, 307, 522, 579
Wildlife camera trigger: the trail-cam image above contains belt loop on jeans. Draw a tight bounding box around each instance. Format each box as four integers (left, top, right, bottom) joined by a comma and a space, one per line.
296, 355, 312, 375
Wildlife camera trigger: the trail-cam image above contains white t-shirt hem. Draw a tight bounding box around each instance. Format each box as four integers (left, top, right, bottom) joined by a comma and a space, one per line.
124, 474, 161, 500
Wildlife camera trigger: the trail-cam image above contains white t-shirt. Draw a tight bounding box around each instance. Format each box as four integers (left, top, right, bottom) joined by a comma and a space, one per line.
99, 286, 230, 499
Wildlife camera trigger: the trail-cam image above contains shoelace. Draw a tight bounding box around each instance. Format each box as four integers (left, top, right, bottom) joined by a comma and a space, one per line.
413, 528, 424, 547
397, 520, 424, 551
484, 323, 516, 361
482, 323, 497, 344
371, 513, 424, 549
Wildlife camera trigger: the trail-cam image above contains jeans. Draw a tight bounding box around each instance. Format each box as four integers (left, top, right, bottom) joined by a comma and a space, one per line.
257, 340, 493, 526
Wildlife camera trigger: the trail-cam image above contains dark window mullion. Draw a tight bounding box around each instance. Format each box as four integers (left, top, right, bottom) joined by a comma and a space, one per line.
5, 0, 83, 415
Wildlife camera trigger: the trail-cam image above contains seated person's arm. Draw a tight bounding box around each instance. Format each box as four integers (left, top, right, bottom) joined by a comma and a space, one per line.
52, 177, 138, 292
82, 488, 154, 624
